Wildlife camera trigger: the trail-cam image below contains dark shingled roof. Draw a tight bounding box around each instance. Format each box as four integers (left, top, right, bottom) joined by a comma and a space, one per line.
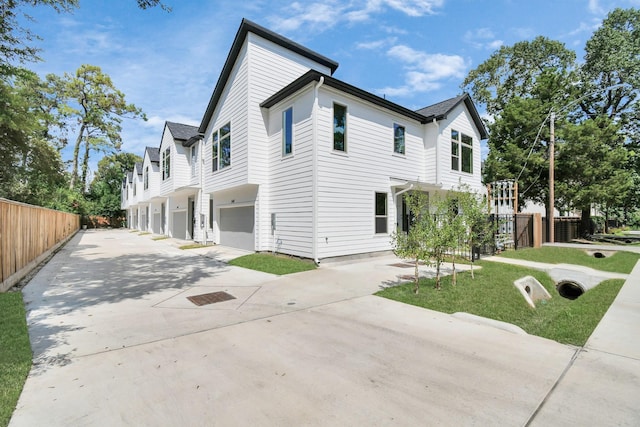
416, 94, 488, 139
166, 121, 199, 141
134, 162, 143, 175
127, 171, 133, 183
261, 71, 488, 139
145, 146, 160, 163
198, 19, 339, 133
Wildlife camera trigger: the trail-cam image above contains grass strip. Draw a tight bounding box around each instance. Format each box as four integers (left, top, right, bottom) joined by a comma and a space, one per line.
229, 253, 316, 275
497, 246, 640, 273
376, 260, 624, 346
0, 293, 32, 427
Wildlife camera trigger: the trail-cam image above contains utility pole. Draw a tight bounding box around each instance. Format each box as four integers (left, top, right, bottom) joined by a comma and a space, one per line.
549, 112, 555, 243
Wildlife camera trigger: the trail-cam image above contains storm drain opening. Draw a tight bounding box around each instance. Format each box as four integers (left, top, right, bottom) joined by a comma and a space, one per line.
187, 291, 236, 306
593, 252, 606, 258
556, 281, 585, 300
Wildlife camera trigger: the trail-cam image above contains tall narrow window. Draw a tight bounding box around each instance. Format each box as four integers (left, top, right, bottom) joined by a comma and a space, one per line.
212, 132, 219, 172
461, 133, 473, 173
220, 123, 231, 169
133, 181, 136, 196
333, 103, 346, 152
163, 148, 171, 180
394, 123, 405, 154
375, 192, 388, 234
144, 166, 149, 189
451, 130, 460, 171
451, 129, 473, 173
282, 107, 293, 156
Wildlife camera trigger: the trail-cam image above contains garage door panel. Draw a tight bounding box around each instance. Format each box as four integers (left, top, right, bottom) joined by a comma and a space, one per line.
220, 206, 254, 251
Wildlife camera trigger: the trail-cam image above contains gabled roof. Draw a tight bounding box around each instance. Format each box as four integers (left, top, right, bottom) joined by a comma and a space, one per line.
145, 146, 160, 163
261, 71, 489, 139
166, 121, 199, 141
261, 70, 427, 123
127, 171, 133, 183
416, 93, 488, 139
134, 162, 143, 175
198, 18, 339, 133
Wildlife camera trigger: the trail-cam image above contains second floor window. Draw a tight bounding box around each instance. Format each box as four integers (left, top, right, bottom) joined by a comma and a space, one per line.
282, 107, 293, 156
333, 103, 346, 152
394, 124, 405, 155
212, 122, 231, 171
451, 129, 473, 173
144, 166, 149, 190
162, 148, 171, 180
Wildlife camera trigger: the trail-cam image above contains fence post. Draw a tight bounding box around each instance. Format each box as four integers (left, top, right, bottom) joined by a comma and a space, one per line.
533, 213, 542, 248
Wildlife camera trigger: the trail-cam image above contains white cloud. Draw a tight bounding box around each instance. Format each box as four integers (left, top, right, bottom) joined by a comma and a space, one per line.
587, 0, 604, 14
464, 28, 503, 50
269, 0, 444, 33
378, 45, 468, 96
356, 37, 397, 50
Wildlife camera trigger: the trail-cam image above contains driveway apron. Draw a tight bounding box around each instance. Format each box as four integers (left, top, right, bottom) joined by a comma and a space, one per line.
10, 230, 584, 426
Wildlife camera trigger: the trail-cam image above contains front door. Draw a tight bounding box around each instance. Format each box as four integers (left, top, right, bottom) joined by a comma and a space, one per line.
188, 198, 195, 239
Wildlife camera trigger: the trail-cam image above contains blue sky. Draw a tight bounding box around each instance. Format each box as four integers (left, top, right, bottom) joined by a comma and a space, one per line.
18, 0, 639, 178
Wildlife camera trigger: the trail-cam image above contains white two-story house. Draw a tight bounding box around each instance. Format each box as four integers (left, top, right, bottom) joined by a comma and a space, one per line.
158, 121, 202, 240
196, 19, 487, 261
123, 19, 487, 261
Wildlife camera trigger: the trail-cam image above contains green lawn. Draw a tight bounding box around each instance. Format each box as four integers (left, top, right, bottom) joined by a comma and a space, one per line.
0, 293, 32, 427
376, 260, 624, 346
229, 253, 316, 275
497, 246, 640, 273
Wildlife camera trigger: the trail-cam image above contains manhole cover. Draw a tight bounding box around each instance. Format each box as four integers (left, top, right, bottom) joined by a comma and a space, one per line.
187, 291, 236, 306
390, 263, 414, 268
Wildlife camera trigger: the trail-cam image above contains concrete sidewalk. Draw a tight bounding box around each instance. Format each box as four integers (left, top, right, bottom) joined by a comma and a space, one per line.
8, 230, 640, 426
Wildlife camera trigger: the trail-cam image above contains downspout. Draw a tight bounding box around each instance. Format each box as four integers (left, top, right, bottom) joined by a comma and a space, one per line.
312, 76, 324, 266
395, 183, 414, 198
431, 118, 441, 185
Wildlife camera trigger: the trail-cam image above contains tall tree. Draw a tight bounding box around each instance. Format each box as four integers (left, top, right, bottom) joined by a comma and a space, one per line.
88, 152, 141, 223
57, 65, 146, 191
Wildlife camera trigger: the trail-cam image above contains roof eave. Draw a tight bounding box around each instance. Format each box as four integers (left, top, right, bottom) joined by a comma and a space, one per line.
198, 19, 339, 134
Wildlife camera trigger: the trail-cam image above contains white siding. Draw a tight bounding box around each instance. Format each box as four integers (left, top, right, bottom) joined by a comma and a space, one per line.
263, 87, 315, 258
315, 87, 425, 259
246, 33, 333, 186
436, 104, 484, 193
203, 42, 250, 194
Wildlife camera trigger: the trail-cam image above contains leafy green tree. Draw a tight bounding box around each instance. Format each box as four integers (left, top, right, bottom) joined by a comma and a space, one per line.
455, 184, 494, 279
87, 152, 141, 224
55, 64, 146, 191
392, 191, 434, 294
0, 70, 68, 205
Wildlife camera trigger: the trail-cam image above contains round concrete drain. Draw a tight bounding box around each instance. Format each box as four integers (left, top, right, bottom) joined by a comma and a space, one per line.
593, 252, 606, 258
557, 280, 584, 300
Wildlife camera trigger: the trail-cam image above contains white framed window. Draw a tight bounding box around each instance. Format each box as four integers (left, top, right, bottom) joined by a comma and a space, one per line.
144, 166, 149, 189
451, 129, 473, 173
282, 107, 293, 156
162, 147, 171, 180
375, 192, 388, 234
333, 103, 347, 152
212, 122, 231, 171
394, 123, 405, 155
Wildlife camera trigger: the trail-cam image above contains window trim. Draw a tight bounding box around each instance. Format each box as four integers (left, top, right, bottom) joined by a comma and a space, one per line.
144, 166, 149, 190
393, 123, 405, 155
162, 147, 171, 180
212, 122, 231, 172
282, 106, 293, 157
451, 129, 473, 174
333, 102, 347, 152
375, 192, 388, 234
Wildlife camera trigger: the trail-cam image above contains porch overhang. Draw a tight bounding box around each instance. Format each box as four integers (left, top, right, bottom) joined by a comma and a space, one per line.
390, 178, 442, 194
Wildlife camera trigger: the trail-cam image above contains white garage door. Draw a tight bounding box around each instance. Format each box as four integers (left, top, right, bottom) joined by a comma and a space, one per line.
220, 206, 255, 251
173, 211, 187, 240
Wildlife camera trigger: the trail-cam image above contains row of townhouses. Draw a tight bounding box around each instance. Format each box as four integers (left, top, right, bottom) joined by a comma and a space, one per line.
121, 19, 488, 262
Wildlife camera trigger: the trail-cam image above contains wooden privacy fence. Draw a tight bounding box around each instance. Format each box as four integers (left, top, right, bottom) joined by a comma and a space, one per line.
1, 198, 80, 292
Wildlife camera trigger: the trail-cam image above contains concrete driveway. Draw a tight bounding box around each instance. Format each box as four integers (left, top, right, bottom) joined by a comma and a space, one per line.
8, 230, 637, 426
